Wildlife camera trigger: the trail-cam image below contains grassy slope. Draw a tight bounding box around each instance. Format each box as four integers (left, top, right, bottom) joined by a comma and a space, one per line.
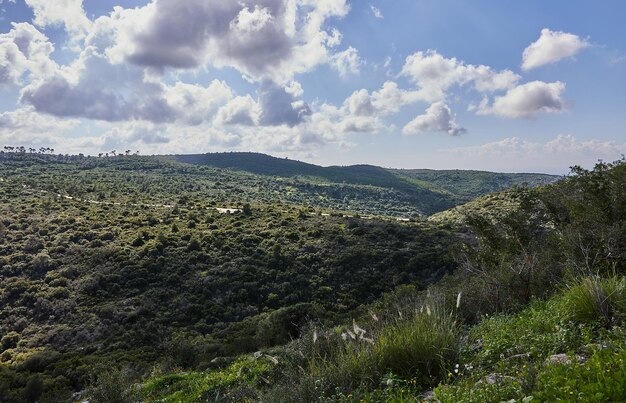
428, 188, 526, 226
139, 278, 626, 402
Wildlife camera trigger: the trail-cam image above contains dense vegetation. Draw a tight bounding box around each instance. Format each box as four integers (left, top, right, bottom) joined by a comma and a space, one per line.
0, 151, 622, 402
0, 152, 460, 401
127, 158, 625, 402
173, 152, 558, 215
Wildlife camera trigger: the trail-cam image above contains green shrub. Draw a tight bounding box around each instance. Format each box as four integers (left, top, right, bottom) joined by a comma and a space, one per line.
87, 365, 140, 403
372, 304, 459, 381
434, 375, 524, 403
561, 276, 625, 326
534, 347, 626, 402
308, 302, 460, 395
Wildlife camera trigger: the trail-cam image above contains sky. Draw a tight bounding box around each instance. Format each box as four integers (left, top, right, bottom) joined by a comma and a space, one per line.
0, 0, 625, 173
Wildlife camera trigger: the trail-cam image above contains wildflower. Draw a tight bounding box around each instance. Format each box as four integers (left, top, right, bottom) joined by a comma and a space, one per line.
341, 333, 348, 341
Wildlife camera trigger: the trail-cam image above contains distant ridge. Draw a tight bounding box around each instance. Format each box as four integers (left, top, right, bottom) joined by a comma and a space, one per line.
171, 152, 560, 204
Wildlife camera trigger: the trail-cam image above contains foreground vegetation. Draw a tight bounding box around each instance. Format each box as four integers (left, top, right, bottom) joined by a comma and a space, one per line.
0, 153, 462, 401
0, 151, 622, 402
137, 276, 625, 402
131, 158, 626, 402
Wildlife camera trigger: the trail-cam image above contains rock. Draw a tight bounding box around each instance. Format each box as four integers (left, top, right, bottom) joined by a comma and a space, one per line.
475, 373, 516, 386
420, 390, 436, 401
546, 353, 572, 365
546, 353, 587, 366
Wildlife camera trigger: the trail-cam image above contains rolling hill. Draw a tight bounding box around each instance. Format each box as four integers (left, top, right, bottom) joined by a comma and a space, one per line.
172, 152, 560, 215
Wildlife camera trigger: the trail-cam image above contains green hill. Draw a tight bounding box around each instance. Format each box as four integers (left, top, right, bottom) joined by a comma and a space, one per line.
0, 152, 458, 401
0, 151, 620, 402
172, 152, 559, 215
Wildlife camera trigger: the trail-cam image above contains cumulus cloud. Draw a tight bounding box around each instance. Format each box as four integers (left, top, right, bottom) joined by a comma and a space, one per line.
0, 107, 78, 146
443, 134, 626, 173
102, 0, 351, 82
478, 81, 566, 118
522, 28, 590, 71
330, 46, 362, 77
216, 95, 260, 126
258, 80, 312, 126
17, 30, 245, 126
402, 102, 466, 136
401, 50, 520, 102
25, 0, 92, 41
345, 81, 425, 117
164, 80, 233, 125
20, 48, 175, 122
0, 23, 56, 85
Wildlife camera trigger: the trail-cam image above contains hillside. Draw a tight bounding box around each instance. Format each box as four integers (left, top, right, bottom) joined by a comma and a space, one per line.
172, 152, 559, 215
128, 159, 626, 402
0, 152, 458, 401
0, 152, 621, 402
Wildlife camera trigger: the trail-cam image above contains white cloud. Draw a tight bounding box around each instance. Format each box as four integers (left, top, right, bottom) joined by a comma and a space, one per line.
345, 81, 425, 117
100, 0, 351, 83
400, 50, 520, 102
330, 46, 362, 77
257, 80, 312, 126
0, 107, 78, 146
0, 23, 56, 85
402, 102, 466, 136
216, 95, 260, 126
25, 0, 92, 41
19, 44, 242, 125
370, 5, 383, 19
478, 81, 566, 118
522, 28, 590, 71
164, 80, 233, 126
230, 5, 274, 33
443, 134, 626, 173
20, 47, 174, 122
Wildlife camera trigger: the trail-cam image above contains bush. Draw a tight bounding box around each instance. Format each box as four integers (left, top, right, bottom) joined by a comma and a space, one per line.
307, 301, 461, 395
561, 276, 625, 326
534, 345, 626, 401
87, 365, 140, 403
372, 303, 459, 381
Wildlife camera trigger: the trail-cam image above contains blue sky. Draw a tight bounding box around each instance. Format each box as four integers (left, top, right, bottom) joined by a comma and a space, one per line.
0, 0, 624, 173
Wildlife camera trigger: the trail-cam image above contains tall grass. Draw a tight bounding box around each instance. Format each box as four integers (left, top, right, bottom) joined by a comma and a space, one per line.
561, 276, 625, 326
302, 299, 461, 397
